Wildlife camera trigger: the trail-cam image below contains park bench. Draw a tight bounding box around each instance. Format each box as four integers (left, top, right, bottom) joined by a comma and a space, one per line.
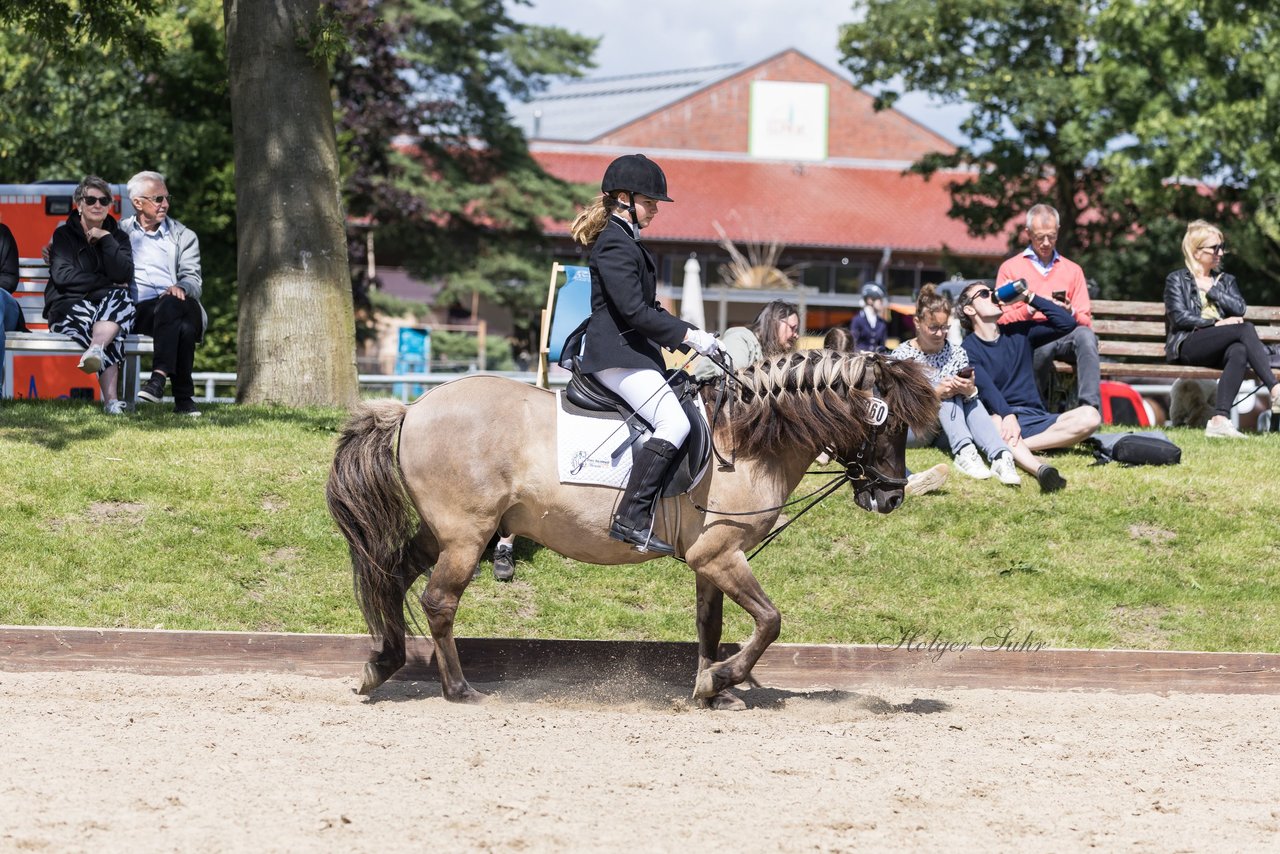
1056, 299, 1280, 382
3, 257, 153, 402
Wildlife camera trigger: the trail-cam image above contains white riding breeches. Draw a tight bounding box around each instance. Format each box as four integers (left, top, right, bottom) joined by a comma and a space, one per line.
593, 366, 690, 447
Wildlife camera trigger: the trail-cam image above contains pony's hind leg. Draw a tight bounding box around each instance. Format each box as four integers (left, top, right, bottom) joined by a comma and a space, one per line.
358, 525, 436, 696
694, 575, 746, 711
420, 537, 487, 703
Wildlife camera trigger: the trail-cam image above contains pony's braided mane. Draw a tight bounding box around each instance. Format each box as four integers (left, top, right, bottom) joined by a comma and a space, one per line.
705, 349, 940, 461
719, 350, 873, 459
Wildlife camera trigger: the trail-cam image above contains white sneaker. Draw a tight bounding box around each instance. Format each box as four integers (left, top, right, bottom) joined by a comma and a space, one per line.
1205, 418, 1245, 439
953, 444, 992, 479
905, 463, 949, 497
990, 453, 1021, 486
78, 345, 105, 374
103, 399, 127, 415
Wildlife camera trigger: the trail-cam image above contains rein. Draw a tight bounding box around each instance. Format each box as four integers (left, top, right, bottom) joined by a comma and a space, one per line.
702, 350, 741, 470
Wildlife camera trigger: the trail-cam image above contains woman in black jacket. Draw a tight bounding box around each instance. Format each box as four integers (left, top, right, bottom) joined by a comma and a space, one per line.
566, 154, 720, 555
1164, 219, 1280, 438
47, 175, 136, 414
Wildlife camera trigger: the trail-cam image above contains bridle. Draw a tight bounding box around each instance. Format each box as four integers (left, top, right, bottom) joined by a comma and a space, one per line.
835, 392, 909, 495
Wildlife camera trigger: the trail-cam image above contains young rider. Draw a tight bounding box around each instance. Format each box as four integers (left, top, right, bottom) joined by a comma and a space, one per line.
567, 154, 721, 556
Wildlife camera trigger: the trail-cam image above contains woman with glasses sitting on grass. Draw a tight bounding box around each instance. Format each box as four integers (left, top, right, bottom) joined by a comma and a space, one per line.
46, 175, 136, 415
891, 283, 1020, 486
1164, 219, 1280, 439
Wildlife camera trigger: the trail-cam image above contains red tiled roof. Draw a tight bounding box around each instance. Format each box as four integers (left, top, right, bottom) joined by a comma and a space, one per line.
533, 147, 1012, 258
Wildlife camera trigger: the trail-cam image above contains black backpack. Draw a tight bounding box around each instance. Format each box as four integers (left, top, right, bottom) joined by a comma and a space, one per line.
1086, 431, 1182, 466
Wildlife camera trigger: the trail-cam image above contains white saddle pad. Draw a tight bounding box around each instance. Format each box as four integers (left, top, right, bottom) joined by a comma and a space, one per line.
556, 392, 644, 489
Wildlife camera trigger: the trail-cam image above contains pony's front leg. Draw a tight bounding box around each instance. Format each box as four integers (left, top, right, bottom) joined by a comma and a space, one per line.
690, 550, 781, 701
694, 574, 746, 711
420, 543, 485, 703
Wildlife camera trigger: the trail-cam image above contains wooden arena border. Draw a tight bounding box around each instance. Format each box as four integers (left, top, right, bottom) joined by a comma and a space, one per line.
3, 626, 1280, 695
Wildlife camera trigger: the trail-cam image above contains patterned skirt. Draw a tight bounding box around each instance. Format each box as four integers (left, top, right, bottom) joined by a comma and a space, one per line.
48, 289, 136, 371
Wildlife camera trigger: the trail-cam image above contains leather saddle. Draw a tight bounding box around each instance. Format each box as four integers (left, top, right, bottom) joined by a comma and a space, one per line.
562, 363, 711, 497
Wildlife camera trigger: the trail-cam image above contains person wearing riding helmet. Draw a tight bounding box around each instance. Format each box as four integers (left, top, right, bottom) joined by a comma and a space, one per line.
851, 282, 889, 353
566, 153, 721, 556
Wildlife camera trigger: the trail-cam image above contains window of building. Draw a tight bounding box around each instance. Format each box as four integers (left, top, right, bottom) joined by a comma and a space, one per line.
834, 261, 870, 294
801, 264, 831, 292
886, 266, 947, 295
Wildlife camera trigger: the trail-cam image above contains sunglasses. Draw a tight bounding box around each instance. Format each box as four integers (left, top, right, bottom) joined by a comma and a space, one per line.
969, 287, 993, 301
81, 195, 112, 207
1202, 243, 1225, 254
140, 194, 172, 205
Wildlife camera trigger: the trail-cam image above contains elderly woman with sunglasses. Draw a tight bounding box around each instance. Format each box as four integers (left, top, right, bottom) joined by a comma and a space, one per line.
891, 283, 1020, 486
1164, 219, 1280, 438
46, 176, 136, 414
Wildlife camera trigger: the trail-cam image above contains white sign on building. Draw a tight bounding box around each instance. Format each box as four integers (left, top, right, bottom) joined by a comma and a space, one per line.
748, 80, 829, 161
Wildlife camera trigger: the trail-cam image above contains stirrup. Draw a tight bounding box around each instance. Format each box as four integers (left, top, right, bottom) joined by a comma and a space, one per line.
609, 520, 675, 556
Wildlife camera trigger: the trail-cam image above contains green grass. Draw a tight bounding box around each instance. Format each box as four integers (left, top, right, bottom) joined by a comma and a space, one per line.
2, 398, 1277, 652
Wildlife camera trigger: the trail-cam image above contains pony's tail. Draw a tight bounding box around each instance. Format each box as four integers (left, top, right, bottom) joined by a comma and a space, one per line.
326, 399, 422, 642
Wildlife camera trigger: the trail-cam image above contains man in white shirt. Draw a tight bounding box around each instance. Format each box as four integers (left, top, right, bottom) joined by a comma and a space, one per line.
119, 171, 206, 416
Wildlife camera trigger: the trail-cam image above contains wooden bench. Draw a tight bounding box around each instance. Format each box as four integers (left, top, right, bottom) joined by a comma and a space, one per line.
1056, 299, 1280, 383
3, 258, 153, 402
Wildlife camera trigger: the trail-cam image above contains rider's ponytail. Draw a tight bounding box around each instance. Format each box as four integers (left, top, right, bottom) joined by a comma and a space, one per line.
571, 194, 611, 246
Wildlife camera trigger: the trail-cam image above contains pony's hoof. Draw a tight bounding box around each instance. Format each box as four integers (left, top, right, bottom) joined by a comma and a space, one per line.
697, 690, 746, 711
445, 685, 486, 704
693, 668, 718, 700
357, 661, 389, 696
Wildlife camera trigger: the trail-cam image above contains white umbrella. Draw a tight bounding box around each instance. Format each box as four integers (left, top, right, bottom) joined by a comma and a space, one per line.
680, 255, 706, 330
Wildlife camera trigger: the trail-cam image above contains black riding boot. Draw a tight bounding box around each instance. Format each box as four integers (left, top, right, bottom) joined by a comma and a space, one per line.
610, 437, 679, 556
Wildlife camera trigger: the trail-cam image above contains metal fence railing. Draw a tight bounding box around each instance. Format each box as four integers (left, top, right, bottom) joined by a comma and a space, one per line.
191, 369, 568, 403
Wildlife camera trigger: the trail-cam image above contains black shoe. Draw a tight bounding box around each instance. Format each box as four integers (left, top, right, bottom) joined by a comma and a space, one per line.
137, 374, 166, 403
173, 399, 202, 417
609, 519, 676, 556
1036, 465, 1066, 493
492, 544, 515, 582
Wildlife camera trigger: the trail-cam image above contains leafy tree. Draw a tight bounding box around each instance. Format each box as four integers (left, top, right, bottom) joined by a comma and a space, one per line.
328, 0, 596, 355
839, 2, 1104, 254
838, 0, 1280, 301
1091, 0, 1280, 300
0, 0, 164, 61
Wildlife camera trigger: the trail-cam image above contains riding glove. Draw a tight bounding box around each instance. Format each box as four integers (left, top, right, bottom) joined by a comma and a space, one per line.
684, 329, 721, 356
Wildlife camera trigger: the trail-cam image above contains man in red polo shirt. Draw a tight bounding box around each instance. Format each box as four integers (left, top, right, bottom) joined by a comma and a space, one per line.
995, 204, 1101, 412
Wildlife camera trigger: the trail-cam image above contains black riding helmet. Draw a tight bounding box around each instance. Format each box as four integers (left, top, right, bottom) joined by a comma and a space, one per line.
601, 153, 673, 202
602, 154, 671, 229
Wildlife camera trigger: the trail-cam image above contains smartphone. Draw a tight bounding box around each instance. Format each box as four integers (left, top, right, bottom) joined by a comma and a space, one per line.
956, 366, 975, 379
1052, 290, 1067, 302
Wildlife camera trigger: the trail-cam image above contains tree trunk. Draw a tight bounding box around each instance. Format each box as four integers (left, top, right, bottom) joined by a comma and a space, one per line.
224, 0, 359, 406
